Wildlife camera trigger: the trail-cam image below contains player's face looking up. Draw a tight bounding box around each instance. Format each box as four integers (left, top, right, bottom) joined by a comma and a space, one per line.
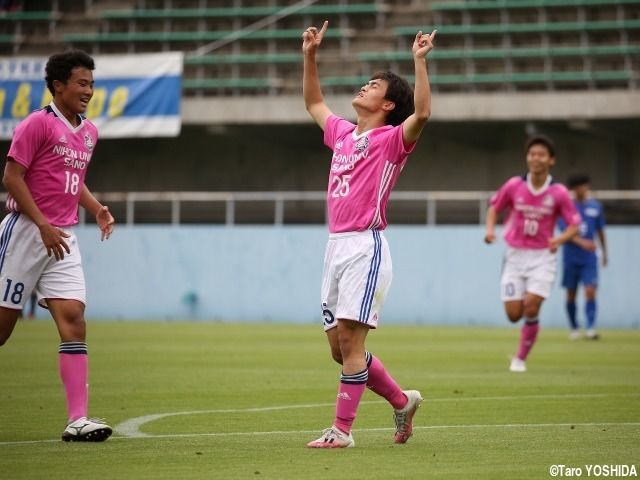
526, 143, 555, 175
352, 79, 394, 113
54, 67, 94, 115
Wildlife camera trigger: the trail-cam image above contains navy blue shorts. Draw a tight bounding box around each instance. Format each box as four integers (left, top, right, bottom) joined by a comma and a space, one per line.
562, 261, 598, 290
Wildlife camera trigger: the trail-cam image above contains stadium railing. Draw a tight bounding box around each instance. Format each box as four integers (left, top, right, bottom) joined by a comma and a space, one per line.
54, 190, 640, 226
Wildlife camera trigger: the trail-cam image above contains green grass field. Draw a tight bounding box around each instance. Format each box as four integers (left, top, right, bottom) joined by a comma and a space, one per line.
1, 321, 638, 479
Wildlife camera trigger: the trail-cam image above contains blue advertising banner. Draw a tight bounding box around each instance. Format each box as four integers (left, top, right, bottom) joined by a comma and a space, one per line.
0, 52, 183, 139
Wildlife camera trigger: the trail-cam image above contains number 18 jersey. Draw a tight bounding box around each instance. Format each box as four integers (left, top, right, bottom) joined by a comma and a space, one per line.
323, 115, 416, 233
490, 174, 580, 249
6, 102, 98, 227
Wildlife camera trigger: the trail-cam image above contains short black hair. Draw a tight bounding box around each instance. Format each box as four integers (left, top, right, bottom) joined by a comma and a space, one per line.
567, 173, 591, 189
525, 134, 556, 157
45, 49, 95, 95
370, 71, 414, 126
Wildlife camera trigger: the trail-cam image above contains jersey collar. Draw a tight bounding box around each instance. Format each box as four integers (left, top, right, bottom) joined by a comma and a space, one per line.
49, 101, 85, 133
525, 173, 552, 196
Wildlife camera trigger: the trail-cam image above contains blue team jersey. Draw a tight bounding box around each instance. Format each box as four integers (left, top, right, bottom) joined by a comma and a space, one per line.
559, 198, 605, 265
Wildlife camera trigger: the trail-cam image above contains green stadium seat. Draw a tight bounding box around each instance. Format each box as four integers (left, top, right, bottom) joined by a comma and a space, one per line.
185, 53, 301, 65
0, 11, 58, 21
182, 78, 281, 89
64, 28, 346, 43
431, 0, 640, 11
0, 35, 14, 43
359, 45, 640, 62
394, 19, 640, 36
100, 3, 382, 20
322, 70, 633, 86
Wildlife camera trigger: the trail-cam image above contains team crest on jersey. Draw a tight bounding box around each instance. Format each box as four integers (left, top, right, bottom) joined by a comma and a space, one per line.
84, 133, 95, 151
543, 194, 554, 207
354, 135, 369, 152
334, 140, 343, 150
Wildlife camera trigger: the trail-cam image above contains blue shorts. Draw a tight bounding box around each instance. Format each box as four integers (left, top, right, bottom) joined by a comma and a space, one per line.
562, 260, 598, 290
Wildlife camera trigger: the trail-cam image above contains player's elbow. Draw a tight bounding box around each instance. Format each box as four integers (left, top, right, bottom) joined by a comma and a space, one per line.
2, 170, 13, 190
414, 108, 430, 122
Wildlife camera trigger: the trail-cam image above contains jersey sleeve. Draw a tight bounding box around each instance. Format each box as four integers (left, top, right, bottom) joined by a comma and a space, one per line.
7, 112, 47, 169
596, 201, 606, 230
558, 187, 582, 226
489, 177, 519, 213
323, 115, 355, 150
382, 123, 417, 165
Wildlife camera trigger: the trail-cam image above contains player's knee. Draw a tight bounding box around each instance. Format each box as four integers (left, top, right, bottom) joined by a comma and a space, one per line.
507, 312, 521, 323
331, 349, 343, 365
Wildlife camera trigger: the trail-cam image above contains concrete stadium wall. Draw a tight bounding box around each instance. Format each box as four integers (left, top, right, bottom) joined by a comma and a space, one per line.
52, 226, 640, 329
2, 120, 635, 194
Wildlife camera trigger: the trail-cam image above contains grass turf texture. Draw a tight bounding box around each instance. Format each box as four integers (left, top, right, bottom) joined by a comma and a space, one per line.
0, 322, 638, 479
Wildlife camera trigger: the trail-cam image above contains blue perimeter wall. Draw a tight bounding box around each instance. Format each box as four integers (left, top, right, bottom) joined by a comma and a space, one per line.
71, 226, 640, 329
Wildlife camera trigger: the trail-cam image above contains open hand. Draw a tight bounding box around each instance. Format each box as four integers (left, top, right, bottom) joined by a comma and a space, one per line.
96, 205, 115, 241
39, 223, 71, 260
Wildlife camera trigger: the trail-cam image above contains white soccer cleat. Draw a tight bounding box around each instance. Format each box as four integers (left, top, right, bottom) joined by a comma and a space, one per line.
393, 389, 423, 444
569, 330, 582, 340
509, 357, 527, 373
306, 426, 355, 448
61, 417, 112, 442
586, 329, 600, 340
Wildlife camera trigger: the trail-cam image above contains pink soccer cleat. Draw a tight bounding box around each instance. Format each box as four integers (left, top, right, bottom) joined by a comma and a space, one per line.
393, 390, 423, 444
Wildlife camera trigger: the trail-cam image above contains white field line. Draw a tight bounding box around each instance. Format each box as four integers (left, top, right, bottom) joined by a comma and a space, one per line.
2, 422, 639, 447
1, 392, 638, 446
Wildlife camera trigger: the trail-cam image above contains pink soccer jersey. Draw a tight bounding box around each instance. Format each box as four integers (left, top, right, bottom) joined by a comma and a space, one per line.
323, 115, 416, 233
6, 102, 98, 227
490, 174, 581, 249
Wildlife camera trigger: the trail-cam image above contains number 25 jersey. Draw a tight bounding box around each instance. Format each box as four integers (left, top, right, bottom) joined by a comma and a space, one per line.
323, 115, 416, 234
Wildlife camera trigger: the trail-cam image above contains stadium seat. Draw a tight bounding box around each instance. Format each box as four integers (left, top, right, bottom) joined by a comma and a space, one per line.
100, 3, 383, 20
394, 19, 640, 37
431, 0, 640, 11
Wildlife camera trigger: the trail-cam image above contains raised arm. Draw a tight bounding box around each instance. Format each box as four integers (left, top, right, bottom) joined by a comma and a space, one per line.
402, 30, 437, 146
302, 20, 333, 130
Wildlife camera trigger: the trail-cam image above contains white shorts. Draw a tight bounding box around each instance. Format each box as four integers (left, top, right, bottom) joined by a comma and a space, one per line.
0, 213, 85, 310
321, 230, 392, 331
501, 246, 556, 301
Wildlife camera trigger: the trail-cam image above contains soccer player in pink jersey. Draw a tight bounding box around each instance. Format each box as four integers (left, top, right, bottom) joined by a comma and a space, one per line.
0, 50, 114, 441
302, 21, 436, 448
485, 135, 581, 373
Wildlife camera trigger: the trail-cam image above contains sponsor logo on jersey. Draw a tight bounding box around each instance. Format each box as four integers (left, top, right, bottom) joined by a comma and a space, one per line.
59, 135, 68, 144
334, 140, 343, 151
543, 194, 555, 207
